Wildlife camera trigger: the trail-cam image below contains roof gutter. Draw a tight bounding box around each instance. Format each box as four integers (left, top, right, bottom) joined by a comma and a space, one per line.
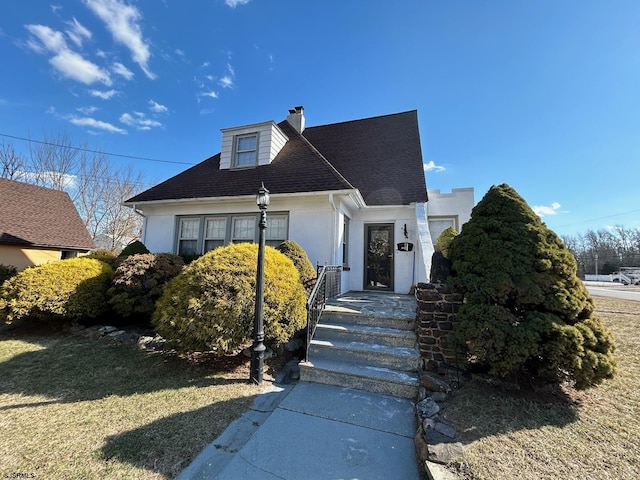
123, 189, 365, 208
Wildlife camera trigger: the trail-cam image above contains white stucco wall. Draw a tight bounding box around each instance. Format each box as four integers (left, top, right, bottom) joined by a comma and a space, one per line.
426, 188, 475, 230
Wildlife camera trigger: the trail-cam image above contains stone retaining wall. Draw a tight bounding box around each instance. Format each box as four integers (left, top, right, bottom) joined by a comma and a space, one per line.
415, 282, 463, 371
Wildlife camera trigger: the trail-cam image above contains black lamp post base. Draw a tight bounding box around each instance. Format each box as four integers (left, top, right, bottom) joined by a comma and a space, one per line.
250, 344, 265, 385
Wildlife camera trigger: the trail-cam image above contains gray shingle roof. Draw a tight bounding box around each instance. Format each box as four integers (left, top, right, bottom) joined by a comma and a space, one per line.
0, 178, 94, 250
126, 110, 428, 206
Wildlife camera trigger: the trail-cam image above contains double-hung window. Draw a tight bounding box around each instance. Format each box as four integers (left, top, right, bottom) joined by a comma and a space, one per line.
342, 216, 350, 267
234, 134, 258, 167
204, 217, 226, 253
266, 215, 288, 247
231, 217, 256, 243
178, 218, 200, 256
176, 212, 289, 255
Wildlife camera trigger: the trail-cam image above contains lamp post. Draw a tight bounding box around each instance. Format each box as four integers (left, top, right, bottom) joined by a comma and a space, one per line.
251, 183, 270, 385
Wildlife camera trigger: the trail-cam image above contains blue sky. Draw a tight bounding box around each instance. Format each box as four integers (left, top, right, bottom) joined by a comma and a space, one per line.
1, 0, 639, 237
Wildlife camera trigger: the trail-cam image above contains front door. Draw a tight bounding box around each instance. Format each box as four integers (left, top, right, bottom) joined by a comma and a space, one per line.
364, 224, 394, 291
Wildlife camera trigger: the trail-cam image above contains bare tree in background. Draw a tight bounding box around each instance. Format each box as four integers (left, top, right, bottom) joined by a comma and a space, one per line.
0, 140, 26, 180
0, 132, 144, 252
564, 226, 640, 276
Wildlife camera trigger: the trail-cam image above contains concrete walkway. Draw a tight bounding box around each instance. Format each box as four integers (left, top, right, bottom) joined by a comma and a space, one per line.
177, 381, 420, 480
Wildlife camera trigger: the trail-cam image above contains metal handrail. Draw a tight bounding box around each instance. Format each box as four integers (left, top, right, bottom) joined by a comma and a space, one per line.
304, 265, 341, 362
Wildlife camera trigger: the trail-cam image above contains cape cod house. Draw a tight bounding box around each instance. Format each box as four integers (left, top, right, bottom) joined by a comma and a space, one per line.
0, 178, 94, 270
125, 107, 472, 294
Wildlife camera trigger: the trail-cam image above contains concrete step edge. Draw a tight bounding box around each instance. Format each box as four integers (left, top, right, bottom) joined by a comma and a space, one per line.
309, 339, 420, 359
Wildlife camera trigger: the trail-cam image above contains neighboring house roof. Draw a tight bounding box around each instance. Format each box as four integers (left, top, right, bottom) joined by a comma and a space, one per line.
0, 178, 94, 250
126, 110, 428, 206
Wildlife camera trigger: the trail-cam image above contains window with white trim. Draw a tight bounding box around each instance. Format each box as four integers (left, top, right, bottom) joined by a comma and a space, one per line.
428, 217, 457, 245
234, 134, 258, 167
176, 213, 290, 255
231, 216, 256, 243
266, 215, 288, 247
342, 216, 350, 267
204, 217, 226, 253
178, 218, 200, 255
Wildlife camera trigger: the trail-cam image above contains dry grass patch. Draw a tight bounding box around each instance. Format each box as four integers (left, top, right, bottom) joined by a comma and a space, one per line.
0, 328, 266, 479
440, 296, 640, 480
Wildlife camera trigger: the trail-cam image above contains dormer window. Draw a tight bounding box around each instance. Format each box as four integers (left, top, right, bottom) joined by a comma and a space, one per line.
234, 134, 258, 167
219, 121, 288, 170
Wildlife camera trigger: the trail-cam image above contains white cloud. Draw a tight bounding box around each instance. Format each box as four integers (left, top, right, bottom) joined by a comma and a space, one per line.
111, 61, 134, 79
17, 170, 78, 189
77, 105, 98, 114
175, 48, 185, 56
219, 76, 233, 88
65, 17, 92, 47
119, 111, 163, 130
198, 90, 219, 99
89, 88, 118, 99
25, 24, 111, 85
51, 49, 112, 85
85, 0, 156, 79
25, 24, 67, 52
65, 114, 127, 134
225, 0, 250, 7
148, 99, 168, 113
423, 160, 446, 172
533, 202, 562, 217
218, 62, 235, 88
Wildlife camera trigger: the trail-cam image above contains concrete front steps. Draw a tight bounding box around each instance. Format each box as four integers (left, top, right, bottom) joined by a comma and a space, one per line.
299, 293, 420, 399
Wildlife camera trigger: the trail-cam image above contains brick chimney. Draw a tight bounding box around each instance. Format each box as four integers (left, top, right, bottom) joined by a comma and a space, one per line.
286, 106, 305, 133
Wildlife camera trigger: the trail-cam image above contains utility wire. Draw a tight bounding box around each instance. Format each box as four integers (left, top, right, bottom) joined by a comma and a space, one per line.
554, 208, 640, 229
0, 132, 196, 166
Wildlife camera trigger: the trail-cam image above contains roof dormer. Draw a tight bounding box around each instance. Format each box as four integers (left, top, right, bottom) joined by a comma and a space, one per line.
219, 120, 289, 170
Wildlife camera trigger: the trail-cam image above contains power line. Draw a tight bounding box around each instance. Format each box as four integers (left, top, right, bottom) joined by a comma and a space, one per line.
554, 208, 640, 229
0, 132, 196, 166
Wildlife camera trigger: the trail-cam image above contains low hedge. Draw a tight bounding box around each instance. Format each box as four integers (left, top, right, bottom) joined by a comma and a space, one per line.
0, 257, 113, 323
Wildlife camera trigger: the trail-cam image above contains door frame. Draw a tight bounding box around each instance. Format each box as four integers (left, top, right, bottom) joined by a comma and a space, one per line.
363, 223, 394, 291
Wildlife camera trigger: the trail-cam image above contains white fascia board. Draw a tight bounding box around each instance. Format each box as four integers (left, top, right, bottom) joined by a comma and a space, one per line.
123, 189, 364, 208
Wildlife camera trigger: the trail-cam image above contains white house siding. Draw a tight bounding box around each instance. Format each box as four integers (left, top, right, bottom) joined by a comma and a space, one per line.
137, 194, 429, 295
348, 206, 426, 294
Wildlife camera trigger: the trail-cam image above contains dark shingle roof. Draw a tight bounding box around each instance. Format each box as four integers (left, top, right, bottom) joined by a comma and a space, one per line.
0, 178, 94, 250
127, 110, 427, 206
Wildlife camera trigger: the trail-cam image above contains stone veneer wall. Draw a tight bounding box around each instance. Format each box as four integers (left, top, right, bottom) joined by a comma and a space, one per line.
415, 282, 464, 371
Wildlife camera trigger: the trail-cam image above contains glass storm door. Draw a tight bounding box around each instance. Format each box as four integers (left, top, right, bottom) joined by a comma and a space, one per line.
364, 224, 394, 290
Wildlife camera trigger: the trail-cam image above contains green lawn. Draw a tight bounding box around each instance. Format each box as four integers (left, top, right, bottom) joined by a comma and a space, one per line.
0, 329, 263, 479
440, 295, 640, 480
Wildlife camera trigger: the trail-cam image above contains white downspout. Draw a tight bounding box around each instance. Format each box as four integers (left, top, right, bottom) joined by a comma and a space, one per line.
133, 204, 147, 245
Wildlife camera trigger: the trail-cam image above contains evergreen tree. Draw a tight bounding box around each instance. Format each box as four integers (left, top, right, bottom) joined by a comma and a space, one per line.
448, 184, 616, 389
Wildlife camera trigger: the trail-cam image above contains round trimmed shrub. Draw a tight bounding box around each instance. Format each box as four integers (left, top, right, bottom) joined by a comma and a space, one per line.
448, 184, 616, 389
108, 253, 184, 323
153, 243, 307, 353
118, 240, 150, 258
0, 258, 113, 323
276, 240, 317, 292
435, 226, 458, 259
